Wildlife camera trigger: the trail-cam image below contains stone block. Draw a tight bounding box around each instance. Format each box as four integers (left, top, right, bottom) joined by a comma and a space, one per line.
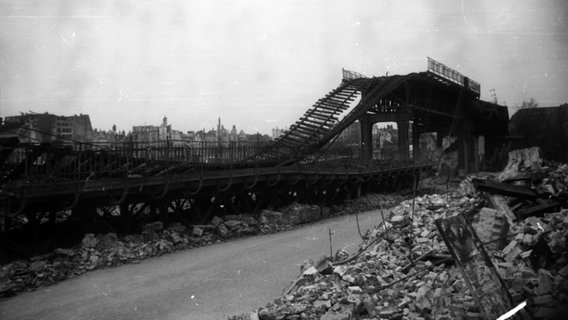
391, 215, 405, 224
241, 215, 258, 226
300, 205, 321, 223
217, 224, 230, 238
211, 216, 224, 226
167, 222, 186, 233
260, 210, 283, 224
143, 221, 164, 231
192, 226, 203, 237
29, 260, 46, 272
348, 286, 362, 294
224, 215, 240, 221
82, 233, 98, 248
321, 206, 331, 219
224, 220, 242, 230
302, 266, 319, 276
505, 247, 522, 262
317, 260, 333, 275
320, 310, 352, 320
258, 308, 276, 320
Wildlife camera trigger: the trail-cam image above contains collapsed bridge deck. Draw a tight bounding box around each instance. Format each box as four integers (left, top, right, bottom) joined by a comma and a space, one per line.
1, 59, 509, 256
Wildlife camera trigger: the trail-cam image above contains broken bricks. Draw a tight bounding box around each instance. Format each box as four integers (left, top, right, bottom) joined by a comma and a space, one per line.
142, 221, 163, 242
232, 193, 489, 320
0, 198, 393, 300
0, 225, 212, 298
232, 151, 568, 320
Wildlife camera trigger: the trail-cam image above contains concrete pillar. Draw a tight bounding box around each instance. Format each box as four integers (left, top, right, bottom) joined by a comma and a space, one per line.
71, 202, 97, 235
478, 136, 485, 171
397, 121, 410, 161
119, 202, 131, 234
412, 122, 421, 161
360, 119, 373, 161
457, 123, 468, 175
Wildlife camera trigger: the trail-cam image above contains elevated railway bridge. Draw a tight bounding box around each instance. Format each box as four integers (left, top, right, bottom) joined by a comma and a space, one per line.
0, 58, 508, 257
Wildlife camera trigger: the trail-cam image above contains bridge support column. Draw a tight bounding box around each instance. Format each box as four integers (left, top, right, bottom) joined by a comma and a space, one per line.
360, 119, 373, 161
458, 122, 468, 175
412, 121, 421, 161
397, 120, 410, 161
119, 202, 132, 234
65, 203, 93, 240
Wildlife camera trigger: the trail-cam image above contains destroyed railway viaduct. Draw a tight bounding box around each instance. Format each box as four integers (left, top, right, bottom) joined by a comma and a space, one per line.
0, 58, 508, 256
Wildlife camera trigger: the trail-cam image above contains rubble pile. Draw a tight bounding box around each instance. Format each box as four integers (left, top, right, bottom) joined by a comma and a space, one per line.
0, 193, 406, 299
0, 212, 282, 298
208, 194, 407, 238
0, 222, 214, 298
476, 155, 568, 318
495, 211, 568, 317
230, 149, 568, 320
231, 194, 488, 320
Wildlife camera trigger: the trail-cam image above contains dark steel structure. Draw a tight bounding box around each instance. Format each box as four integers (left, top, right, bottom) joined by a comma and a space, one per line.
0, 59, 508, 256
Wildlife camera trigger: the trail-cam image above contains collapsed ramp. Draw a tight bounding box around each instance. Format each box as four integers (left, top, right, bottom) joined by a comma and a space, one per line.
253, 71, 419, 165
251, 77, 369, 164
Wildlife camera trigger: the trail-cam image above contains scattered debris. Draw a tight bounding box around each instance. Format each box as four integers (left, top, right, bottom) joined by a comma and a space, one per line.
230, 148, 568, 320
0, 193, 405, 300
498, 146, 543, 182
0, 224, 205, 299
231, 193, 483, 320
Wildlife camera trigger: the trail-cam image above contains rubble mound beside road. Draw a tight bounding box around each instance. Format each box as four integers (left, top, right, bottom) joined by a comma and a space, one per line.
230, 149, 568, 320
0, 194, 403, 300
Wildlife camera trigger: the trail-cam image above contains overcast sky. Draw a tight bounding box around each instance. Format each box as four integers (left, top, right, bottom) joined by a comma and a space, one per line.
1, 0, 567, 134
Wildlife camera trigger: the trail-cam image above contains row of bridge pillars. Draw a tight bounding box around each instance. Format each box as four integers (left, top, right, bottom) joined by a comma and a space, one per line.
360, 119, 422, 164
360, 112, 479, 171
1, 169, 421, 259
359, 113, 415, 162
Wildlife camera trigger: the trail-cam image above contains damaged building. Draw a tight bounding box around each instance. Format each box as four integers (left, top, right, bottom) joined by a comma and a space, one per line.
509, 103, 568, 163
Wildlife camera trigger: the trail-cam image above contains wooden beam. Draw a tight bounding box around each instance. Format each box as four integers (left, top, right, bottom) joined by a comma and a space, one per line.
472, 178, 538, 199
515, 200, 561, 219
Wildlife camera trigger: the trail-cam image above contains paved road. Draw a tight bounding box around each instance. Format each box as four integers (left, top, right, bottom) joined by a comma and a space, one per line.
0, 209, 387, 320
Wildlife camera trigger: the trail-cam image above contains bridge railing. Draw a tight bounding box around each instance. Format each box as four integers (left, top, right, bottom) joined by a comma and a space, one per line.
1, 140, 280, 182
427, 57, 480, 96
342, 68, 367, 81
76, 140, 273, 163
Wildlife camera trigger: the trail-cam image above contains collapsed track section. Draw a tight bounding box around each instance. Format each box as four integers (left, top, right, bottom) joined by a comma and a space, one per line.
252, 77, 370, 163
252, 73, 420, 164
0, 160, 431, 258
0, 71, 437, 258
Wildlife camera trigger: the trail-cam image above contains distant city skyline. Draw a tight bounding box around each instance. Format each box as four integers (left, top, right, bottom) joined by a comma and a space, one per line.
1, 0, 567, 134
4, 111, 273, 138
94, 114, 266, 135
3, 111, 276, 146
